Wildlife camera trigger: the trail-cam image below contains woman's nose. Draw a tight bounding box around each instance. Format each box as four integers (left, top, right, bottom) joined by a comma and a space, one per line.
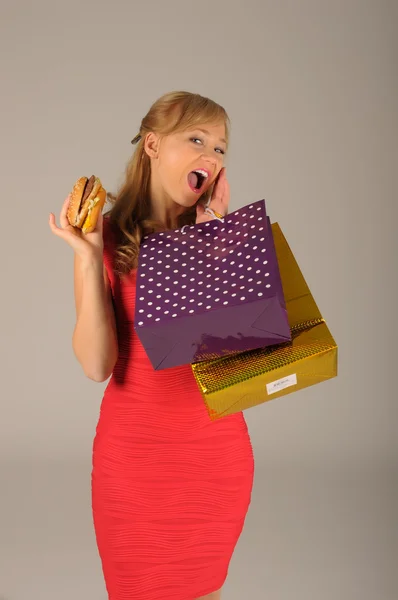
201, 152, 217, 166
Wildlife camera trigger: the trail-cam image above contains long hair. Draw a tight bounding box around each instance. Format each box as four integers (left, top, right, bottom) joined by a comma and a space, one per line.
104, 91, 230, 276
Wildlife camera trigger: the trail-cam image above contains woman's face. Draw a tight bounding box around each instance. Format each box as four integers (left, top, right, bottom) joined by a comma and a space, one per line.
146, 122, 227, 210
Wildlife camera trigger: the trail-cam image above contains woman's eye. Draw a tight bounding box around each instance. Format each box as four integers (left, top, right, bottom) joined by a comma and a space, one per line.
191, 138, 225, 155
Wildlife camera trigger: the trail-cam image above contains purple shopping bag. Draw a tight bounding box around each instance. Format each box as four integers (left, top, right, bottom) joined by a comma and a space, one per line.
134, 200, 291, 370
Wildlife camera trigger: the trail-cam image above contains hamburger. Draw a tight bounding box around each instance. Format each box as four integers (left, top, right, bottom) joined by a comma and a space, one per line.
67, 175, 106, 234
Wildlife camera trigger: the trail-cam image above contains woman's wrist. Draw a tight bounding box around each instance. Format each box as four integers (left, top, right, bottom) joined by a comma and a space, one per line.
204, 206, 225, 221
77, 250, 104, 274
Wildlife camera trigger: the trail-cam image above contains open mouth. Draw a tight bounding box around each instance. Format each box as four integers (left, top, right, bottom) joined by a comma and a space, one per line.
187, 169, 209, 193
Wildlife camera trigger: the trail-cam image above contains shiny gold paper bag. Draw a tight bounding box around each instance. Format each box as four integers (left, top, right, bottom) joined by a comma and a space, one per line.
192, 223, 338, 420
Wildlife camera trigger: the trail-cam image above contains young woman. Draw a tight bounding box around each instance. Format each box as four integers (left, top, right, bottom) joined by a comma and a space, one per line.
49, 91, 255, 600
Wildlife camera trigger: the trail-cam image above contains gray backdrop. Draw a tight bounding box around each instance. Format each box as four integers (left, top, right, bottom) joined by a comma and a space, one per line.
0, 1, 397, 599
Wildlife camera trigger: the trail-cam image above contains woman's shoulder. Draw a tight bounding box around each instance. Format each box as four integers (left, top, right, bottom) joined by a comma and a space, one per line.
102, 215, 122, 268
102, 215, 122, 285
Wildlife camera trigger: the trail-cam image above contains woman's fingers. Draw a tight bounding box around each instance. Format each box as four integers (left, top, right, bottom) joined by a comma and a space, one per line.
210, 168, 229, 214
222, 177, 230, 209
49, 195, 105, 260
215, 169, 226, 200
48, 210, 72, 240
49, 212, 90, 255
60, 194, 72, 228
48, 212, 75, 241
48, 212, 63, 236
211, 168, 224, 199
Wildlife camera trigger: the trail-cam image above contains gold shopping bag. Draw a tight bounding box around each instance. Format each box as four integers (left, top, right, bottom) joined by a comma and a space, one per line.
192, 223, 338, 420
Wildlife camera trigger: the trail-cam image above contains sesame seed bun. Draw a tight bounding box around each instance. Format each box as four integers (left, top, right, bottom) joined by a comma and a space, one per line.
67, 175, 106, 233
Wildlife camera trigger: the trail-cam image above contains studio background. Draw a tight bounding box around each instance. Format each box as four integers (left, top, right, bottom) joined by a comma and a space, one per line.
0, 1, 396, 599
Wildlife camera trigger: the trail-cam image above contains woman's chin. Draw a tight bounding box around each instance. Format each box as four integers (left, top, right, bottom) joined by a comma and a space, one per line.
173, 191, 198, 209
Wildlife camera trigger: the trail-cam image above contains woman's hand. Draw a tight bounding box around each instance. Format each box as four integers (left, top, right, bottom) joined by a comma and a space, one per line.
49, 194, 104, 261
196, 167, 230, 224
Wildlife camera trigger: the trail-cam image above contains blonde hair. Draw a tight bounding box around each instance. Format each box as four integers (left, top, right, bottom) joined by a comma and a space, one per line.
105, 91, 230, 276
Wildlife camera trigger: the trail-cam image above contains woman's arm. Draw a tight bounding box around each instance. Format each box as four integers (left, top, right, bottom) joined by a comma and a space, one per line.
72, 253, 118, 382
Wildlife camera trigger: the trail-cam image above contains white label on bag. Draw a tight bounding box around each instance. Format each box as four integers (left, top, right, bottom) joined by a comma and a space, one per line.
266, 374, 297, 395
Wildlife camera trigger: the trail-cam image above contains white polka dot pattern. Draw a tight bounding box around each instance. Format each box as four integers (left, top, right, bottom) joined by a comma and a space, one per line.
135, 200, 282, 328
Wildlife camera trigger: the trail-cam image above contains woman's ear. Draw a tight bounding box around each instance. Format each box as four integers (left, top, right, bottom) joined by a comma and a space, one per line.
144, 132, 161, 159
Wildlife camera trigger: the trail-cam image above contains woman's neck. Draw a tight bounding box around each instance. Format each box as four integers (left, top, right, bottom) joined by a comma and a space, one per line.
148, 179, 185, 227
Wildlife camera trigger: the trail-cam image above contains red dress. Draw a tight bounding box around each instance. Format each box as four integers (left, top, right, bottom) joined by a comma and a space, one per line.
91, 219, 255, 600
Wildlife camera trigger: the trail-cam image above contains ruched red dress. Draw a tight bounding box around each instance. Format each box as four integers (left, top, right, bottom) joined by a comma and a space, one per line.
91, 219, 255, 600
